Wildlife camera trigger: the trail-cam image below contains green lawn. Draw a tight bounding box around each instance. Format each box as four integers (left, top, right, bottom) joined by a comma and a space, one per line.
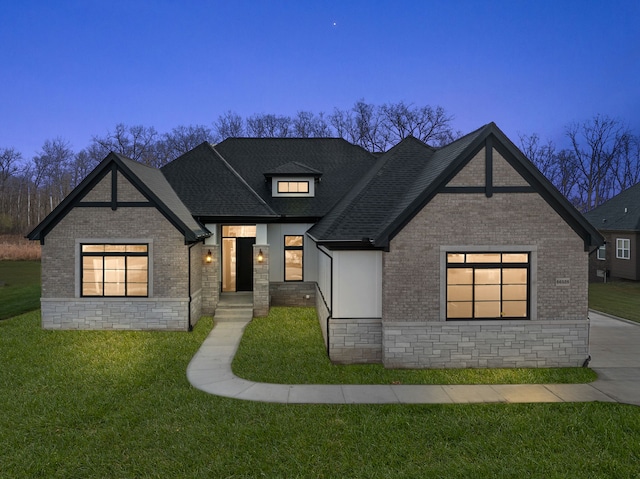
1, 264, 639, 476
1, 311, 639, 478
233, 307, 596, 384
590, 281, 640, 323
0, 261, 41, 320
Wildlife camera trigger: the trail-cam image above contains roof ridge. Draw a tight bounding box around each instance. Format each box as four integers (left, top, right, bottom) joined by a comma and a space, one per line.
310, 136, 434, 241
209, 143, 277, 215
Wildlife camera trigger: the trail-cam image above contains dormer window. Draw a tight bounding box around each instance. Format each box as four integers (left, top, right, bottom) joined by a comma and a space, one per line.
278, 181, 309, 194
272, 177, 314, 197
264, 162, 322, 198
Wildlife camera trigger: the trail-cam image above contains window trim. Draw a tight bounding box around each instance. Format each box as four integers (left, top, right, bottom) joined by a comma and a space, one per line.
77, 239, 152, 298
597, 245, 606, 261
283, 235, 304, 282
616, 238, 630, 260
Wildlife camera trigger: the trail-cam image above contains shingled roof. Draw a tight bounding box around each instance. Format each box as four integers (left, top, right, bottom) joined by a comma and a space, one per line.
186, 137, 376, 219
584, 182, 640, 231
161, 142, 277, 219
263, 161, 323, 178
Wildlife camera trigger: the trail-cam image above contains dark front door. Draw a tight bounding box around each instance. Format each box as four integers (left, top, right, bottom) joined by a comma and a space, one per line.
236, 237, 255, 291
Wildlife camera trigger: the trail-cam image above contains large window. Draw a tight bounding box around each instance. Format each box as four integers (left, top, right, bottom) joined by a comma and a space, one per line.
447, 252, 529, 320
616, 238, 630, 259
284, 235, 303, 281
81, 244, 148, 297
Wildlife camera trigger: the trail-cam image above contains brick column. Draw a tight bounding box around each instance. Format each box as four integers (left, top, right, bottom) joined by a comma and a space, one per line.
253, 244, 269, 317
202, 245, 220, 315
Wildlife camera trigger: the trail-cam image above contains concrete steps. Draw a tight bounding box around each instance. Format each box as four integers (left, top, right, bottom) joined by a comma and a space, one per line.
214, 293, 254, 322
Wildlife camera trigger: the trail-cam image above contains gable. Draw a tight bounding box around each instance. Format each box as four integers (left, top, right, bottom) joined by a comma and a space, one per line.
28, 153, 209, 244
311, 123, 603, 251
384, 130, 602, 250
81, 171, 148, 203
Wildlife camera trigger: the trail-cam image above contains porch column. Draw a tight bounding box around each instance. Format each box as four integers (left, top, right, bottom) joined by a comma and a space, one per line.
202, 245, 220, 315
253, 244, 269, 317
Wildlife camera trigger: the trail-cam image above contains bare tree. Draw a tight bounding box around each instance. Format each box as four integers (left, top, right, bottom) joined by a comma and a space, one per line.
156, 125, 214, 164
567, 115, 630, 211
518, 133, 580, 200
213, 111, 244, 142
246, 114, 291, 138
0, 148, 23, 232
92, 123, 159, 166
32, 138, 74, 217
329, 107, 357, 143
70, 149, 100, 189
381, 102, 456, 146
610, 132, 640, 193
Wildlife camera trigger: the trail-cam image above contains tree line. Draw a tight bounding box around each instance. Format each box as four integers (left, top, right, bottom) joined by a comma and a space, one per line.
0, 99, 638, 236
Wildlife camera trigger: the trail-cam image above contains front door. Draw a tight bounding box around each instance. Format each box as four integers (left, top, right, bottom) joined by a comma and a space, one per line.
222, 225, 257, 292
236, 237, 255, 291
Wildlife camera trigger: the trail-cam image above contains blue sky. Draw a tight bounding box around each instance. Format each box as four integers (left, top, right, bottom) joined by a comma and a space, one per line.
1, 0, 639, 157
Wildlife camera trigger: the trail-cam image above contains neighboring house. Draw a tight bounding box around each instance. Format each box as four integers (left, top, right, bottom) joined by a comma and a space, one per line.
28, 123, 603, 368
584, 182, 640, 282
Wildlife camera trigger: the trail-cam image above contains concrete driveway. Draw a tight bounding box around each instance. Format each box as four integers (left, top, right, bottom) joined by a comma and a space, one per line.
589, 311, 640, 406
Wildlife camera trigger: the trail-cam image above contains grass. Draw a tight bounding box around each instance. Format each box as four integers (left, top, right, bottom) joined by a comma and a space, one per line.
232, 307, 596, 384
0, 261, 41, 319
1, 311, 639, 478
590, 280, 640, 323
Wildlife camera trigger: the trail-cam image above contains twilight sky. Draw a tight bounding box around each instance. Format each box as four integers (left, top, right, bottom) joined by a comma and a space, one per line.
1, 0, 639, 158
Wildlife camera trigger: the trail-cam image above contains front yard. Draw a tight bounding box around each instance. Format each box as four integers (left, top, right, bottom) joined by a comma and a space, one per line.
2, 310, 640, 477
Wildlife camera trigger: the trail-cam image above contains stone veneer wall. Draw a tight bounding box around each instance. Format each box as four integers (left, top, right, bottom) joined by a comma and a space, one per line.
202, 246, 220, 315
189, 242, 203, 328
270, 282, 316, 306
253, 245, 269, 317
382, 191, 590, 368
41, 298, 191, 330
328, 318, 382, 364
383, 320, 589, 368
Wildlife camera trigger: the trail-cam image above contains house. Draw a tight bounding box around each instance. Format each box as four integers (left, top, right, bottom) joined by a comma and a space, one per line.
584, 182, 640, 282
28, 123, 603, 368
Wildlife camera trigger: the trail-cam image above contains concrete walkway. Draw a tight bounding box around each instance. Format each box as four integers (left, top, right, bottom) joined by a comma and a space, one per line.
187, 310, 640, 406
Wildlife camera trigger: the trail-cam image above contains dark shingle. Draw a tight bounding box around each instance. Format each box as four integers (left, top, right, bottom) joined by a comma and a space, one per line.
264, 161, 323, 177
213, 138, 375, 218
584, 182, 640, 231
161, 142, 277, 218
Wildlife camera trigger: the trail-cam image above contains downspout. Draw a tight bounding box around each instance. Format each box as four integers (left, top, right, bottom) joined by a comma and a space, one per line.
316, 244, 333, 358
187, 242, 197, 332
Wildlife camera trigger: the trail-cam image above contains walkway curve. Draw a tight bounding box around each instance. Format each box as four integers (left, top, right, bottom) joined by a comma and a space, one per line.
186, 312, 640, 406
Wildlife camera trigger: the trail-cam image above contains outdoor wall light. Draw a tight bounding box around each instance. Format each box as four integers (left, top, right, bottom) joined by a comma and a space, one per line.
205, 250, 213, 263
257, 249, 264, 263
